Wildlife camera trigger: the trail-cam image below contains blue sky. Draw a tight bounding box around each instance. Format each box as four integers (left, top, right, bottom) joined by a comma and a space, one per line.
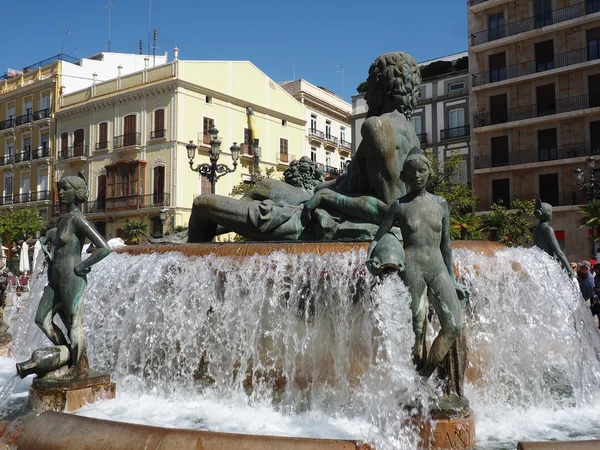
0, 0, 467, 102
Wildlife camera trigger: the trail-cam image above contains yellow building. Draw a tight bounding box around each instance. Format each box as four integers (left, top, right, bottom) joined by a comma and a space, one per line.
0, 52, 167, 227
55, 49, 305, 240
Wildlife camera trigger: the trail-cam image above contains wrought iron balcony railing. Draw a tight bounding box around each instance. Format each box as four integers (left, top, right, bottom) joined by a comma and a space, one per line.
0, 155, 14, 166
15, 113, 32, 126
309, 129, 325, 140
0, 195, 13, 206
33, 146, 50, 159
15, 151, 31, 163
417, 133, 428, 145
478, 189, 584, 211
114, 132, 141, 149
473, 93, 599, 128
150, 129, 166, 139
471, 1, 600, 46
33, 108, 51, 121
0, 118, 14, 131
95, 141, 109, 151
472, 45, 599, 87
325, 134, 339, 145
340, 140, 351, 150
474, 140, 599, 169
30, 190, 50, 202
441, 125, 470, 140
59, 145, 87, 160
240, 143, 254, 156
13, 193, 31, 204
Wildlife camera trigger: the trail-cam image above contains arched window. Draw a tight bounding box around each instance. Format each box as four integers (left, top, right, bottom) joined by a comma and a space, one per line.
152, 109, 165, 139
153, 166, 165, 204
73, 128, 84, 157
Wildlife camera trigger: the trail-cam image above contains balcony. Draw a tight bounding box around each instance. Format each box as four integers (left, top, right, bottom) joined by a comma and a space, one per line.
441, 125, 470, 141
473, 45, 599, 88
59, 145, 87, 160
309, 129, 325, 143
15, 113, 32, 127
14, 150, 31, 164
0, 118, 14, 133
33, 108, 52, 122
474, 140, 598, 169
325, 134, 339, 147
0, 195, 13, 206
278, 152, 289, 163
95, 141, 109, 151
32, 146, 50, 160
473, 93, 599, 129
340, 140, 351, 150
114, 132, 141, 150
471, 1, 600, 47
478, 190, 584, 211
0, 155, 14, 166
30, 190, 50, 202
417, 133, 428, 146
13, 193, 31, 204
240, 143, 255, 158
150, 129, 166, 139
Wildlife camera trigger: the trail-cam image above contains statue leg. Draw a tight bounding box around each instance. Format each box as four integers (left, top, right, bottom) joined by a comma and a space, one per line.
35, 283, 67, 346
402, 271, 428, 370
58, 277, 87, 369
419, 274, 462, 378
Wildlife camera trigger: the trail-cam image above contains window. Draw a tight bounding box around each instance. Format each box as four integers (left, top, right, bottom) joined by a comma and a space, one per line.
20, 176, 30, 199
539, 173, 559, 206
535, 0, 552, 29
450, 158, 468, 184
7, 105, 15, 120
38, 172, 48, 195
591, 120, 600, 153
243, 128, 253, 155
4, 174, 13, 199
340, 157, 346, 171
21, 137, 31, 161
153, 166, 165, 204
535, 40, 555, 72
492, 178, 510, 208
489, 52, 507, 82
536, 84, 556, 116
590, 74, 600, 108
310, 114, 317, 132
448, 82, 465, 92
588, 0, 600, 14
74, 129, 85, 156
491, 136, 509, 167
205, 95, 212, 104
24, 100, 32, 116
588, 28, 600, 61
60, 132, 68, 159
98, 123, 108, 150
412, 116, 422, 135
326, 151, 331, 168
325, 120, 332, 138
310, 147, 317, 162
203, 117, 214, 144
279, 138, 288, 163
40, 132, 49, 157
153, 109, 165, 138
282, 119, 287, 127
40, 93, 51, 111
488, 12, 505, 41
340, 126, 346, 143
105, 161, 146, 210
490, 94, 508, 124
449, 109, 465, 135
97, 175, 107, 210
5, 142, 13, 165
537, 128, 558, 161
123, 115, 137, 147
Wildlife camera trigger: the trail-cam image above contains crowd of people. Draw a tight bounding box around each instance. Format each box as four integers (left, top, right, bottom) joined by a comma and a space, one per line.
574, 259, 600, 328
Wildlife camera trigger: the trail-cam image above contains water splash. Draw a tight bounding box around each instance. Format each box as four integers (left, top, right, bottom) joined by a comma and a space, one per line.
9, 246, 600, 449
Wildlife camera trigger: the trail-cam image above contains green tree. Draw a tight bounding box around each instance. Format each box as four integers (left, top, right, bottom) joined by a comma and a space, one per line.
230, 165, 276, 197
123, 219, 148, 245
0, 207, 44, 245
424, 149, 478, 216
577, 199, 600, 241
450, 213, 483, 241
479, 199, 535, 247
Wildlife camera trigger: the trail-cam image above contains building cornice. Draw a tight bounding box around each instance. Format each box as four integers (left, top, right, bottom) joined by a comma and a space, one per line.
0, 76, 58, 103
300, 93, 351, 125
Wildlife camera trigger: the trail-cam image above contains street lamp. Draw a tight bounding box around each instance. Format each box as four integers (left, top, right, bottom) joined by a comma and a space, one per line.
187, 124, 240, 194
252, 138, 261, 183
574, 156, 600, 203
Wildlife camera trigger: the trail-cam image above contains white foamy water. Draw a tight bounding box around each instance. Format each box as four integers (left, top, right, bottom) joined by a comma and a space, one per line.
3, 246, 600, 450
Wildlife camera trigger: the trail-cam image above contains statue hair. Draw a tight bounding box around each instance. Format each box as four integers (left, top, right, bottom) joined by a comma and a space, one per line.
61, 174, 89, 203
366, 52, 421, 119
535, 198, 552, 221
403, 150, 433, 176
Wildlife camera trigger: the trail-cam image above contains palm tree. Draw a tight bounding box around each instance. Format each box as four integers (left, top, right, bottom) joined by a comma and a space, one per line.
450, 213, 481, 240
577, 200, 600, 241
123, 219, 148, 245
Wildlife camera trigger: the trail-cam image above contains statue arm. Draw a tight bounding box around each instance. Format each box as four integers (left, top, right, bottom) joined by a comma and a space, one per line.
440, 198, 469, 302
302, 189, 388, 225
367, 201, 401, 259
40, 228, 57, 261
541, 224, 575, 278
74, 217, 111, 276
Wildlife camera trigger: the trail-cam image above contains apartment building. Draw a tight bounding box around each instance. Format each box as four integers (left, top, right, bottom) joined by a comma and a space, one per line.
280, 79, 352, 178
468, 0, 600, 260
0, 52, 166, 226
54, 50, 305, 240
351, 52, 471, 182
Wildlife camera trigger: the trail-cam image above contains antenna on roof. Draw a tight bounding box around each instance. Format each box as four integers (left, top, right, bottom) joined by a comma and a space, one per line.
61, 24, 71, 54
293, 59, 296, 81
336, 64, 345, 99
105, 0, 116, 52
147, 0, 152, 56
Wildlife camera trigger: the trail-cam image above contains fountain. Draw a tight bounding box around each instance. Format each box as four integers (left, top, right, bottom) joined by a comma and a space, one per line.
1, 51, 600, 449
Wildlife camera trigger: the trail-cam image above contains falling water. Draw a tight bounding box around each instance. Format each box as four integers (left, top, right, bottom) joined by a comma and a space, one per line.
7, 245, 600, 450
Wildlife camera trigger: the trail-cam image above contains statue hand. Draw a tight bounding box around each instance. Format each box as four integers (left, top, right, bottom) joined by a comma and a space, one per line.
453, 280, 469, 306
365, 258, 380, 276
74, 264, 91, 277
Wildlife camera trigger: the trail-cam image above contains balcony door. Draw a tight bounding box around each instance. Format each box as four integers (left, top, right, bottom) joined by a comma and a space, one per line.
449, 109, 465, 137
539, 173, 559, 206
591, 120, 600, 154
492, 178, 510, 208
489, 52, 506, 83
73, 129, 84, 156
535, 40, 554, 72
536, 84, 556, 116
490, 94, 507, 124
538, 128, 558, 161
590, 74, 600, 108
491, 136, 509, 167
60, 132, 68, 159
153, 166, 165, 204
534, 0, 552, 28
124, 115, 137, 146
587, 28, 600, 61
97, 175, 106, 210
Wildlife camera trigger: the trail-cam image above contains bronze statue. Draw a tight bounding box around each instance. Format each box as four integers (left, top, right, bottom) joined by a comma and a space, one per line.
188, 52, 421, 243
534, 199, 574, 279
366, 152, 468, 383
17, 174, 111, 380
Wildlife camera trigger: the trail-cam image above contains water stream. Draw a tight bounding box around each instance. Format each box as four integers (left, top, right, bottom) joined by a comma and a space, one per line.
3, 246, 600, 449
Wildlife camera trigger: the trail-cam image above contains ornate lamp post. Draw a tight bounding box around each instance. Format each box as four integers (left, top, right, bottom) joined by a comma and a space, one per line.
252, 139, 261, 183
186, 124, 240, 194
574, 156, 600, 203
